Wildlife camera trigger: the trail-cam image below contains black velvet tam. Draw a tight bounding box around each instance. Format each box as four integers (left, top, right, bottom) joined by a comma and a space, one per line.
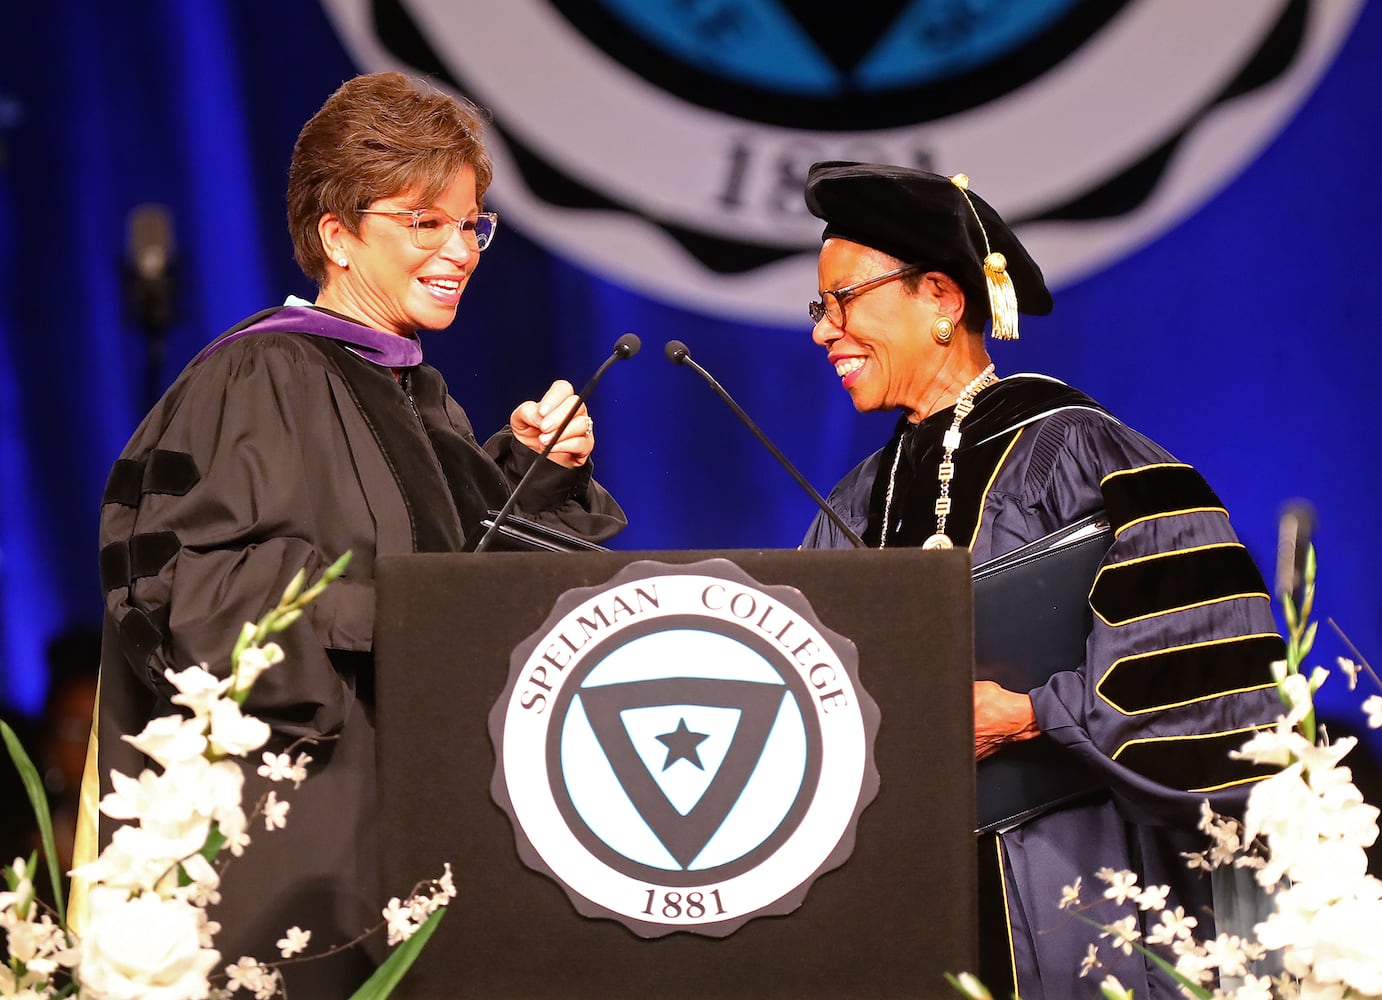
804, 160, 1054, 316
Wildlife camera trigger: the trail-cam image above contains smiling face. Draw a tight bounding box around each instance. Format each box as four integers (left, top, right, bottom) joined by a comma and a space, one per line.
812, 238, 955, 421
315, 165, 481, 337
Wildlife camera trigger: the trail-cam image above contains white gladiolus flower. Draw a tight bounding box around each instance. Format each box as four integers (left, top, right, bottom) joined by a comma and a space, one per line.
178, 853, 222, 905
235, 620, 258, 649
205, 699, 271, 757
1062, 567, 1382, 1000
1, 567, 458, 999
233, 642, 284, 694
1279, 671, 1316, 726
79, 889, 220, 1000
70, 832, 175, 895
951, 971, 992, 998
3, 910, 56, 966
1294, 734, 1359, 777
165, 665, 232, 717
1298, 893, 1382, 995
1097, 973, 1133, 1000
0, 856, 34, 914
102, 783, 211, 866
98, 767, 169, 822
1231, 722, 1301, 768
122, 715, 209, 768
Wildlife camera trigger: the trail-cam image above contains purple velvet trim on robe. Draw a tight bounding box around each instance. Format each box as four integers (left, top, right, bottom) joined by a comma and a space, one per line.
191, 307, 423, 368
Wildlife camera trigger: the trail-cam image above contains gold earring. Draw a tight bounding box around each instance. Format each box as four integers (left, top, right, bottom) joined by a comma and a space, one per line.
931, 316, 954, 344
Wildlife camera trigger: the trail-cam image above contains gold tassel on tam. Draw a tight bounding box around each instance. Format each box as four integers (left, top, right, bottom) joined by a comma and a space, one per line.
950, 173, 1021, 341
984, 252, 1019, 340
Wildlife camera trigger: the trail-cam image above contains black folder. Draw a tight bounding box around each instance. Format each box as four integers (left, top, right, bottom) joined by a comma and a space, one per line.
972, 514, 1112, 832
478, 511, 610, 553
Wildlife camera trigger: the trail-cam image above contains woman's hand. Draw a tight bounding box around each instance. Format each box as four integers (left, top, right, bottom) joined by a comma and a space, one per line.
510, 379, 594, 468
974, 680, 1040, 760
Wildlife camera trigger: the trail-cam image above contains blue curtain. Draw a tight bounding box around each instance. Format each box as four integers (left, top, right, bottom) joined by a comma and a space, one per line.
2, 0, 1379, 759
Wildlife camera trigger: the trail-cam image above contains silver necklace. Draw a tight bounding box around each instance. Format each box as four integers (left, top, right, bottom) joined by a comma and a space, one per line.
880, 364, 998, 550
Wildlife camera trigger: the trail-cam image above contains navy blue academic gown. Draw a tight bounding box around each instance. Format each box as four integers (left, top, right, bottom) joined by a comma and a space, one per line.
803, 374, 1283, 998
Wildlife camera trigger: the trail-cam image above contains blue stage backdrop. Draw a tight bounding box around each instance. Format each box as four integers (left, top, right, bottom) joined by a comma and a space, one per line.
1, 1, 1378, 754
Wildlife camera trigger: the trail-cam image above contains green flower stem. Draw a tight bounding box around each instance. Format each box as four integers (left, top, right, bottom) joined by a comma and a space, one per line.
1278, 545, 1319, 744
1067, 911, 1213, 1000
230, 552, 353, 703
348, 908, 447, 1000
2, 720, 66, 929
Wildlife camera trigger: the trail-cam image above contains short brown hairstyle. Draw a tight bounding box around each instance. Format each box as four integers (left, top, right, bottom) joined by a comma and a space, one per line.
287, 72, 494, 285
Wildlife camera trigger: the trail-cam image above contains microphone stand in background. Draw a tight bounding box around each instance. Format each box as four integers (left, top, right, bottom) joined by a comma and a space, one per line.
664, 339, 866, 549
1276, 499, 1316, 612
123, 203, 177, 411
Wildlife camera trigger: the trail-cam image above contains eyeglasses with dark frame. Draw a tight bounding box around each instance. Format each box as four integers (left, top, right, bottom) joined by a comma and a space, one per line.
808, 264, 920, 328
358, 208, 499, 252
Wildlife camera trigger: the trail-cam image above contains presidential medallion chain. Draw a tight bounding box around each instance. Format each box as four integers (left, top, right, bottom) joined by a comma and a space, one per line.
880, 364, 998, 550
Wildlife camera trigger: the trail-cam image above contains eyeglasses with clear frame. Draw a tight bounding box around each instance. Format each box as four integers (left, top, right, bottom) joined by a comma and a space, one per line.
357, 208, 499, 251
808, 264, 920, 328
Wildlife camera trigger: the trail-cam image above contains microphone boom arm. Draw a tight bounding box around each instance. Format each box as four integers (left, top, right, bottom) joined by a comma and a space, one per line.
473, 333, 640, 553
666, 340, 865, 549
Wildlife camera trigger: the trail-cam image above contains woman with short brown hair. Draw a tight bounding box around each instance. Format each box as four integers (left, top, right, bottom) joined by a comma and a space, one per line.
88, 72, 625, 993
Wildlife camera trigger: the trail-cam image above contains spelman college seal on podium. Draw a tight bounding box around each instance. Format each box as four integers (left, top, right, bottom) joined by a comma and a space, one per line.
489, 560, 879, 937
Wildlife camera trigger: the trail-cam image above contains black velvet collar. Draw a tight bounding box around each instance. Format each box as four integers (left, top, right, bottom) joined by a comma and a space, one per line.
865, 376, 1104, 548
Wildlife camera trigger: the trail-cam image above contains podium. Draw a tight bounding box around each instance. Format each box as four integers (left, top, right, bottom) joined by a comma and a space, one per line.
375, 548, 977, 999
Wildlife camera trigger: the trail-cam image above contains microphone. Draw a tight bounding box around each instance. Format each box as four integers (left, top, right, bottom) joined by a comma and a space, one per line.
472, 333, 640, 553
1275, 500, 1316, 610
664, 340, 865, 549
125, 203, 176, 332
124, 203, 177, 408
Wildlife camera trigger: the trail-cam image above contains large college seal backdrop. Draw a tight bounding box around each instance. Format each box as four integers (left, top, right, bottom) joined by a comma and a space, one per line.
324, 0, 1362, 323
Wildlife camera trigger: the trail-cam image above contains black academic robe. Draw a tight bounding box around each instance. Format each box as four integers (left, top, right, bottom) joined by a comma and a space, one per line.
803, 374, 1283, 999
94, 308, 626, 993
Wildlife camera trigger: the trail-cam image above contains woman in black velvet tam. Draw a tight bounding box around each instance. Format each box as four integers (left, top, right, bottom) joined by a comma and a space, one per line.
800, 161, 1282, 998
86, 72, 625, 992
